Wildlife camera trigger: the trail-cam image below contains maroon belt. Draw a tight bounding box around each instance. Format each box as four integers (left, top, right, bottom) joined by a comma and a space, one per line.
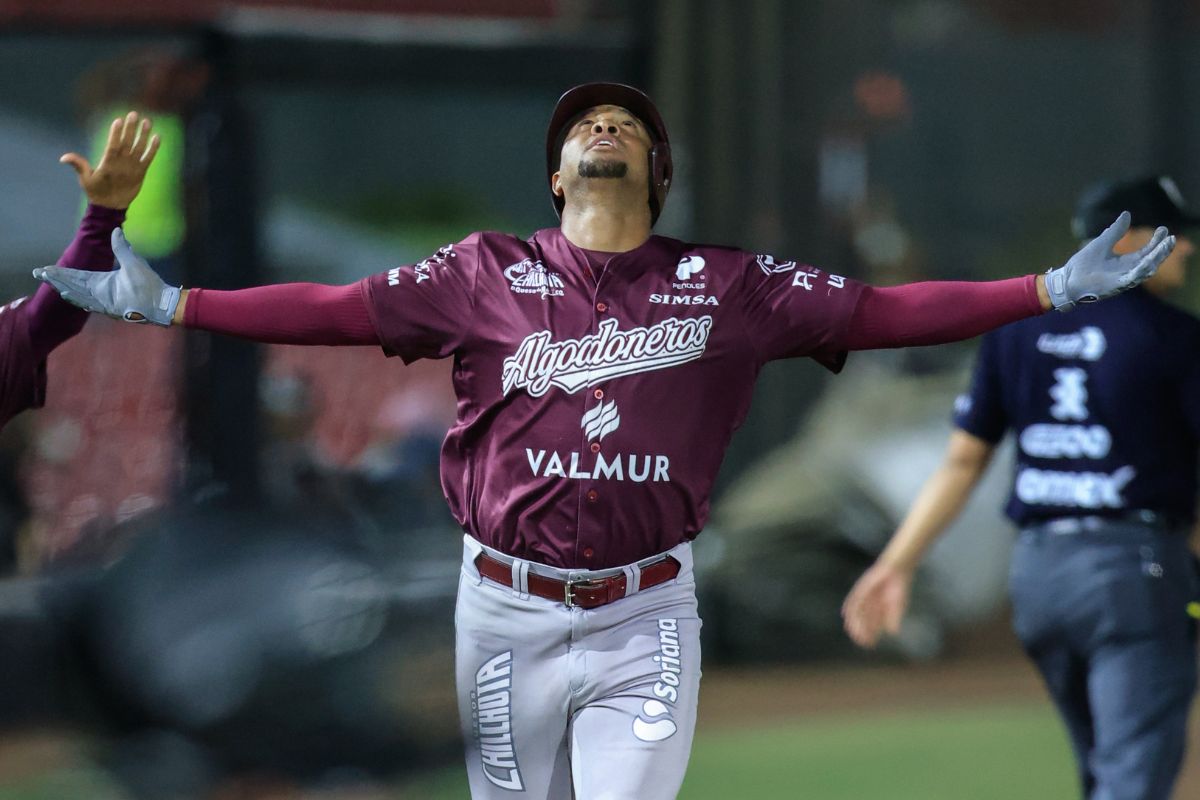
474, 552, 681, 609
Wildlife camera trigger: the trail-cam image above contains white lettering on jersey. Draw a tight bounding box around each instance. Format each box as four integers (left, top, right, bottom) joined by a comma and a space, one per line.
648, 294, 719, 306
525, 448, 670, 483
1050, 368, 1088, 421
1036, 327, 1106, 361
792, 269, 821, 290
502, 316, 713, 397
388, 244, 456, 286
472, 651, 524, 791
1015, 465, 1135, 509
1019, 424, 1112, 459
650, 618, 682, 704
790, 269, 843, 290
503, 259, 565, 299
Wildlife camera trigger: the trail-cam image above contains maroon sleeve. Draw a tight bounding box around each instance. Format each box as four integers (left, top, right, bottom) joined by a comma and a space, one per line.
27, 204, 126, 360
183, 282, 378, 345
0, 204, 128, 425
0, 298, 45, 426
843, 276, 1043, 351
360, 235, 480, 364
739, 254, 866, 371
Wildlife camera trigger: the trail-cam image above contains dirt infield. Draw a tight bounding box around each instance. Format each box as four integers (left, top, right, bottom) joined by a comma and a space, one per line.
699, 646, 1200, 799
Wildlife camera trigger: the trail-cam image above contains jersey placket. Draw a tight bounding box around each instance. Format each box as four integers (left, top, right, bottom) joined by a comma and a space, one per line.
574, 252, 619, 567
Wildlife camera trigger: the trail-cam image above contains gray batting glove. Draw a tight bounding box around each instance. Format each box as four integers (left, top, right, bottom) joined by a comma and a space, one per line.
33, 228, 181, 326
1045, 211, 1173, 312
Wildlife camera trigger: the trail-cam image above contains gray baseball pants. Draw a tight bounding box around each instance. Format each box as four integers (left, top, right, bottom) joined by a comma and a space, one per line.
456, 535, 702, 799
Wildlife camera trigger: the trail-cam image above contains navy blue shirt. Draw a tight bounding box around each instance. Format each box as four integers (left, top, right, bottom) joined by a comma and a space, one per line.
954, 288, 1200, 526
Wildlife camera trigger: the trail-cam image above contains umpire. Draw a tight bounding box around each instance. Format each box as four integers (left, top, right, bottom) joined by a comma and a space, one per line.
843, 176, 1200, 800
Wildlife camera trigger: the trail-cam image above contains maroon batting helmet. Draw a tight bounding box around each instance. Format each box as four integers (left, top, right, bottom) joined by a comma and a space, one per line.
545, 82, 673, 224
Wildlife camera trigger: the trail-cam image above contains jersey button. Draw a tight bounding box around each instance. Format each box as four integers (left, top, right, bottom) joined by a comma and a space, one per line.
589, 442, 601, 454
593, 389, 604, 400
586, 489, 599, 503
583, 547, 595, 559
596, 302, 608, 313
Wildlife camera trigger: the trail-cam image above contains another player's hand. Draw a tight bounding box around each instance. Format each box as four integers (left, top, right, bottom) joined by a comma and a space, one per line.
841, 560, 914, 649
1044, 211, 1174, 312
61, 111, 161, 210
33, 228, 180, 326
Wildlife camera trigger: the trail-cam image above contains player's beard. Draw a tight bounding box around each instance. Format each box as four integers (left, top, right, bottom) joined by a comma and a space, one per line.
578, 159, 628, 179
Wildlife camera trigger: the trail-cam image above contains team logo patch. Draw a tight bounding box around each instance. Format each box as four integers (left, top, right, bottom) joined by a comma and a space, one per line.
633, 699, 677, 742
582, 400, 620, 442
675, 255, 705, 281
502, 316, 712, 397
756, 254, 796, 276
504, 259, 565, 299
674, 255, 707, 290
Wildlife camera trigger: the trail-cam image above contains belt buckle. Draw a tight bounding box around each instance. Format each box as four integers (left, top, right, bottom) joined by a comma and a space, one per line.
563, 576, 605, 608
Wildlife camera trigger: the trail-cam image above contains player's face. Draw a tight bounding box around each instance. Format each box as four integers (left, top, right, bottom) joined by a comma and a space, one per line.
553, 105, 653, 206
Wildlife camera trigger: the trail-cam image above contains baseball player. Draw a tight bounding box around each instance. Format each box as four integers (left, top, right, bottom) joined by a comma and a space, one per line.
37, 84, 1174, 799
842, 177, 1200, 799
0, 111, 160, 431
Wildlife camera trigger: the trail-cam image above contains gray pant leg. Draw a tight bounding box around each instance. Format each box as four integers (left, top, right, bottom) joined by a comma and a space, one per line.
1087, 637, 1195, 800
455, 567, 574, 799
569, 570, 702, 799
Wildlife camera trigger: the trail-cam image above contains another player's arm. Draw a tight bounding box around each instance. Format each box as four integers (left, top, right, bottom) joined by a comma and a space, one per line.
1034, 275, 1051, 311
841, 429, 995, 649
37, 229, 379, 344
836, 213, 1173, 352
173, 289, 190, 325
25, 112, 161, 358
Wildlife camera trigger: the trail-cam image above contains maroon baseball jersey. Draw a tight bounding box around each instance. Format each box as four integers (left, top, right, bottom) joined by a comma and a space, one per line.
362, 228, 864, 568
0, 297, 47, 429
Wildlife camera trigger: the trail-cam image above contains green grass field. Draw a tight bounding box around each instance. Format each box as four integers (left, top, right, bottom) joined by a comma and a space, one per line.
400, 701, 1077, 799
1, 701, 1075, 799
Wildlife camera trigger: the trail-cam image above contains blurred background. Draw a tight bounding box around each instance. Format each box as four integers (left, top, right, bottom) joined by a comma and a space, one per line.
0, 1, 1198, 798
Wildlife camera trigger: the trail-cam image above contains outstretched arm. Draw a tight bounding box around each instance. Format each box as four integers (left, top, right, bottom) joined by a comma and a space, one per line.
176, 282, 378, 345
841, 429, 995, 648
841, 212, 1173, 351
844, 276, 1041, 351
25, 112, 161, 359
26, 205, 125, 360
37, 228, 378, 345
